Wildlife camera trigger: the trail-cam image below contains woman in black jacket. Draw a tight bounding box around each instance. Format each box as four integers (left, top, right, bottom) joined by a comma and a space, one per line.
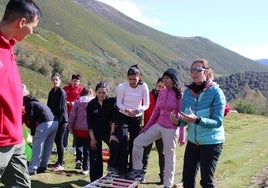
87, 82, 119, 181
47, 73, 68, 171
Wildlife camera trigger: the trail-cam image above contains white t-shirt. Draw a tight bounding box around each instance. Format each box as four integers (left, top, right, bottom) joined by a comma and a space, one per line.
116, 81, 149, 117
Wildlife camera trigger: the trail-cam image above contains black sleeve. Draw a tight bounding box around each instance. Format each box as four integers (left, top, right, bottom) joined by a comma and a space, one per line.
59, 89, 68, 123
86, 99, 94, 130
25, 103, 36, 135
109, 97, 117, 124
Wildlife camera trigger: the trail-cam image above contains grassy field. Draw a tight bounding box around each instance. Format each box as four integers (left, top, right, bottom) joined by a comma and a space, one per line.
1, 113, 268, 188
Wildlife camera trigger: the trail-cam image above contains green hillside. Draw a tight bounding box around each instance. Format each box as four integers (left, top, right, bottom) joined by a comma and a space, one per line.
0, 0, 268, 99
38, 0, 268, 74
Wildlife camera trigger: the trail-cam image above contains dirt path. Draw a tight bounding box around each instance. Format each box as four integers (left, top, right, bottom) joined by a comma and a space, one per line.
251, 166, 268, 187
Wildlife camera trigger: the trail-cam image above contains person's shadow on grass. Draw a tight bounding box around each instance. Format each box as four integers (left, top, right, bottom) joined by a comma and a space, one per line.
31, 169, 90, 188
31, 179, 89, 188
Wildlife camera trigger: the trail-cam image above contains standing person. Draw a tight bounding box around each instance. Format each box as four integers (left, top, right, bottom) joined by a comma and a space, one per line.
47, 73, 68, 171
0, 0, 41, 187
63, 74, 83, 153
127, 68, 185, 188
142, 77, 165, 184
23, 95, 58, 175
87, 82, 119, 182
71, 85, 95, 171
68, 87, 94, 175
116, 65, 150, 178
170, 59, 226, 188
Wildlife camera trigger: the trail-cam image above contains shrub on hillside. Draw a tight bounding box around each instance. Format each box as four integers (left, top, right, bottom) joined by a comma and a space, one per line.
234, 100, 260, 115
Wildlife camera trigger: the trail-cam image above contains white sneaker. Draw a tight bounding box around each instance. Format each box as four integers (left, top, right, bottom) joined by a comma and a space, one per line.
82, 170, 89, 175
75, 160, 82, 169
53, 165, 64, 172
51, 147, 57, 154
69, 147, 76, 155
174, 181, 183, 188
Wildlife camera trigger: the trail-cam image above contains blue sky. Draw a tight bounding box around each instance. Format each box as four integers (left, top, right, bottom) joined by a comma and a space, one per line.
97, 0, 268, 60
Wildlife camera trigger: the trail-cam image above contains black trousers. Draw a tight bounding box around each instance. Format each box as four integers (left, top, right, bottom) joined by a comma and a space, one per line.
183, 141, 223, 188
117, 112, 142, 174
54, 122, 67, 165
75, 135, 90, 171
89, 132, 120, 182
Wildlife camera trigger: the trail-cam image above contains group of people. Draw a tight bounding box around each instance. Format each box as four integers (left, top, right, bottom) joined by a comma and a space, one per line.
119, 60, 227, 188
0, 0, 227, 188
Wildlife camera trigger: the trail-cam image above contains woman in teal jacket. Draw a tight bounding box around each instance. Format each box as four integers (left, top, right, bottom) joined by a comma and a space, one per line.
171, 59, 226, 188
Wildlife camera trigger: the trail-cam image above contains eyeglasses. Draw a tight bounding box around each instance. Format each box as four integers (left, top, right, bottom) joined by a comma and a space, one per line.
190, 67, 207, 73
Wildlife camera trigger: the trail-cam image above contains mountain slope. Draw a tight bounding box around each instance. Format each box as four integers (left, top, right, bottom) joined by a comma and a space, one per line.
0, 0, 268, 99
73, 0, 268, 74
30, 0, 268, 76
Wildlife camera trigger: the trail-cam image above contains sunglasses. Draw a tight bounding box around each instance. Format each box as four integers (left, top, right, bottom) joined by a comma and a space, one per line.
190, 67, 207, 73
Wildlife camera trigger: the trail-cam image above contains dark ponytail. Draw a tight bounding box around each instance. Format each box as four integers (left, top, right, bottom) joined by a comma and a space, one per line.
127, 64, 143, 85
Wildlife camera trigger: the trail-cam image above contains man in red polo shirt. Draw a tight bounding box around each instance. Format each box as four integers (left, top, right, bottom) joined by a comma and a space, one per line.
0, 0, 42, 187
63, 74, 83, 152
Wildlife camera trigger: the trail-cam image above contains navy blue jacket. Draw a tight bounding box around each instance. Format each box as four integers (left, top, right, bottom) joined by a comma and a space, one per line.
24, 96, 56, 135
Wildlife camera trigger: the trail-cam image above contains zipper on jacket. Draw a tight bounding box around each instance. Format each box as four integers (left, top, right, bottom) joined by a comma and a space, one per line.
190, 89, 199, 145
194, 96, 199, 145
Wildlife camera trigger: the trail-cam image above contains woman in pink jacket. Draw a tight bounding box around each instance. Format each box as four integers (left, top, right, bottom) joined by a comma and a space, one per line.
128, 68, 186, 188
68, 87, 94, 175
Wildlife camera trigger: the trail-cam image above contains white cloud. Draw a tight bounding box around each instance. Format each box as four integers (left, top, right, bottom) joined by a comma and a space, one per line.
230, 43, 268, 60
97, 0, 162, 28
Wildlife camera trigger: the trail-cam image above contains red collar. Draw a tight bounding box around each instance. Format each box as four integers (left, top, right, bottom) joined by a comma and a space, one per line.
0, 32, 16, 49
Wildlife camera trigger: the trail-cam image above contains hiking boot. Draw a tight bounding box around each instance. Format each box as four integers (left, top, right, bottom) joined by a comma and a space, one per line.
127, 169, 144, 182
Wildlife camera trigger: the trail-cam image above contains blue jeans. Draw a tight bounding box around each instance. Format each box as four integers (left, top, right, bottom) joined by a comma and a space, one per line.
183, 141, 223, 188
